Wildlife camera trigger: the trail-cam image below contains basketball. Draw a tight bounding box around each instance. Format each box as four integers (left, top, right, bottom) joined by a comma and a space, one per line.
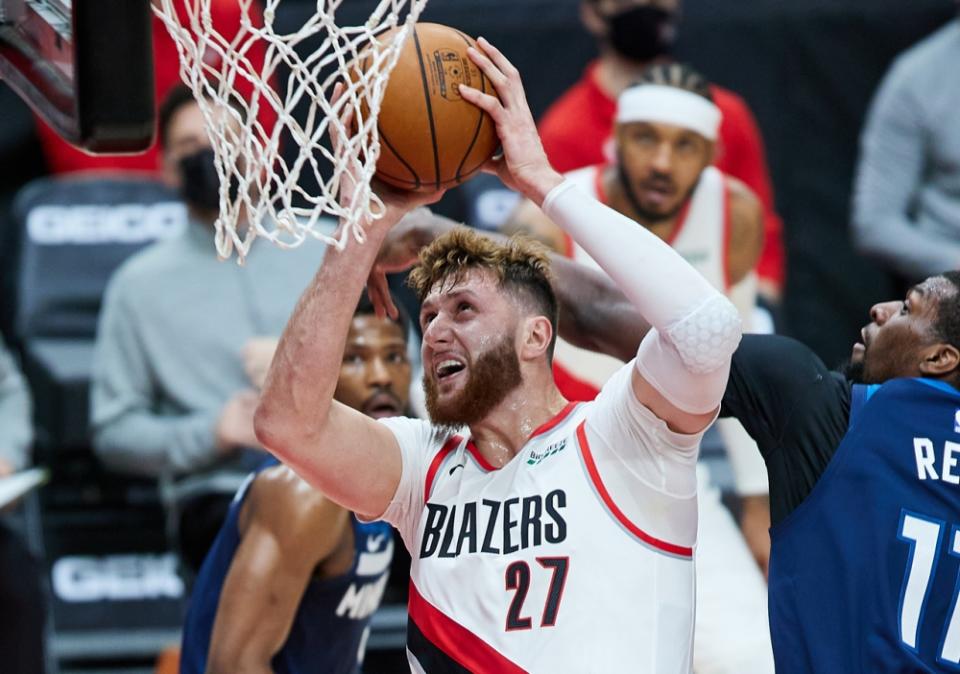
363, 23, 500, 192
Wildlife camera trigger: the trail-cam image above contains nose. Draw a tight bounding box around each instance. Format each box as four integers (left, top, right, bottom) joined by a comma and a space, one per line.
651, 142, 673, 174
365, 356, 391, 387
869, 300, 902, 326
422, 313, 453, 350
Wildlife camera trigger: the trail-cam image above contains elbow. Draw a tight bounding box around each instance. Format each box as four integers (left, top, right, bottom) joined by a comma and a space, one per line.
253, 396, 322, 463
253, 398, 289, 458
666, 294, 742, 375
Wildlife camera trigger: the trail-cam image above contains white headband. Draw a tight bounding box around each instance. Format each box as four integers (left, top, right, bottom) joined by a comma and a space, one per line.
616, 84, 722, 141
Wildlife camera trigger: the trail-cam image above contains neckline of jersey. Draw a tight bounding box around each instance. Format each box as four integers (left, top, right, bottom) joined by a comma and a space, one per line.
465, 401, 580, 472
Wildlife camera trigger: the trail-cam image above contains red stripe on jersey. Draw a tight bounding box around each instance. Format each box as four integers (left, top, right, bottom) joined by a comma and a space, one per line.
529, 401, 579, 438
465, 403, 580, 472
576, 422, 693, 557
424, 435, 463, 504
408, 581, 529, 674
464, 442, 497, 472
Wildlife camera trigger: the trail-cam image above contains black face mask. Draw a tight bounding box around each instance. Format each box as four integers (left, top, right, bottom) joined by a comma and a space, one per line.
603, 6, 677, 63
178, 147, 225, 212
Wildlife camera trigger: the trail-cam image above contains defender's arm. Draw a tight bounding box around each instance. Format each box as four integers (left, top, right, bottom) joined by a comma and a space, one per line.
207, 471, 350, 673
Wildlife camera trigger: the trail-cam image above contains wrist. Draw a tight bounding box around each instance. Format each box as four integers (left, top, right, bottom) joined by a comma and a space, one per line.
523, 168, 565, 208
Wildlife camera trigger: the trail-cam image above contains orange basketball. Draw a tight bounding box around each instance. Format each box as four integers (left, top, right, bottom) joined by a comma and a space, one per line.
362, 23, 500, 191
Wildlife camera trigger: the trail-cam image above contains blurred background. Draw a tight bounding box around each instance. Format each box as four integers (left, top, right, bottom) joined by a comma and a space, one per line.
1, 0, 957, 672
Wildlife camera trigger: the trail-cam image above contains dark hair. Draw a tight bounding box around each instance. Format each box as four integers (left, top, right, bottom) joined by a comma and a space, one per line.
407, 227, 559, 360
932, 271, 960, 351
354, 289, 411, 342
633, 62, 713, 102
157, 85, 199, 151
157, 84, 246, 151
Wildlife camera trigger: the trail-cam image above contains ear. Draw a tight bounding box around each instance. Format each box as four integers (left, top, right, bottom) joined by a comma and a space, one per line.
519, 315, 554, 362
580, 1, 608, 37
919, 342, 960, 377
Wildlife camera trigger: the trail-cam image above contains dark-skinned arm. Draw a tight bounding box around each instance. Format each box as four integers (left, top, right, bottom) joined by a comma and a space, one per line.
207, 468, 350, 674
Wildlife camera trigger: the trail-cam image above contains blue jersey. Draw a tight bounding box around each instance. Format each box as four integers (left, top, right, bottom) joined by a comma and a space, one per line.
769, 378, 960, 673
180, 460, 394, 674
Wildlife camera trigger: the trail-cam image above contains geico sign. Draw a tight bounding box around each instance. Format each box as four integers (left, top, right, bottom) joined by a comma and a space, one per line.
52, 553, 184, 602
27, 203, 187, 244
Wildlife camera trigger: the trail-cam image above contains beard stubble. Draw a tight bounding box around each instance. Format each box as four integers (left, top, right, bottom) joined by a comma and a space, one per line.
423, 334, 523, 430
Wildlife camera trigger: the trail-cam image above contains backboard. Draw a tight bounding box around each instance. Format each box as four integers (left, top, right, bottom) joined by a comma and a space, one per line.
0, 0, 155, 153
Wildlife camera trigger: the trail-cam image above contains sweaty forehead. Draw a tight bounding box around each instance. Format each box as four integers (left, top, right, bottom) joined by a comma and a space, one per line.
422, 267, 500, 306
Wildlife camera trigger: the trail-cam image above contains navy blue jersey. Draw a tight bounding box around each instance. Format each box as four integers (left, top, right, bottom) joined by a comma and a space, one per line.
769, 378, 960, 673
180, 461, 394, 674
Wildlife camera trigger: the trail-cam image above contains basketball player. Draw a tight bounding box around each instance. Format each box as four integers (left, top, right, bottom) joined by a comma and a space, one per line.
179, 292, 406, 674
486, 250, 960, 670
255, 38, 741, 672
506, 65, 775, 672
539, 1, 785, 301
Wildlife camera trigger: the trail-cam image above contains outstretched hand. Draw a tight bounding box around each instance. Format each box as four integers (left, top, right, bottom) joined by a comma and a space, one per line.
458, 38, 563, 206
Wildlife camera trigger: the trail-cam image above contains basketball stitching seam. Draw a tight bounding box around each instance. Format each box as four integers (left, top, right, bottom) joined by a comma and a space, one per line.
378, 122, 421, 187
412, 27, 442, 190
453, 29, 487, 182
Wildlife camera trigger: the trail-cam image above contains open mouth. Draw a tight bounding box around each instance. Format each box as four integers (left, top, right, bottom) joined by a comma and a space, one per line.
363, 392, 402, 418
435, 358, 466, 381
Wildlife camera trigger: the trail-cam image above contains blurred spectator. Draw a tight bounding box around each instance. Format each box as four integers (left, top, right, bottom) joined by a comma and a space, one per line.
538, 0, 785, 301
90, 86, 324, 573
0, 339, 46, 674
35, 0, 275, 175
852, 18, 960, 282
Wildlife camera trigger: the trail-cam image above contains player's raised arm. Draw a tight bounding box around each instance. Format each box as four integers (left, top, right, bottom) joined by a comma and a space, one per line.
253, 87, 443, 519
461, 38, 741, 433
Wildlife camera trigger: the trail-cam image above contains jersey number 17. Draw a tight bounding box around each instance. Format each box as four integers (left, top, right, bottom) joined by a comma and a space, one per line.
897, 509, 960, 666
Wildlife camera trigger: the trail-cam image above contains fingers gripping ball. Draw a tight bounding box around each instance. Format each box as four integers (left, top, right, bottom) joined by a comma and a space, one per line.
361, 23, 500, 191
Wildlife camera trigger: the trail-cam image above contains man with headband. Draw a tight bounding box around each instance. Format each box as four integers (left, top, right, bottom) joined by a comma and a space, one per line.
539, 1, 785, 303
507, 63, 775, 674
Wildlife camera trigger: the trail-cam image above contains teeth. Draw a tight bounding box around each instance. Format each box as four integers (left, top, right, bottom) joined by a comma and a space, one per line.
436, 359, 463, 376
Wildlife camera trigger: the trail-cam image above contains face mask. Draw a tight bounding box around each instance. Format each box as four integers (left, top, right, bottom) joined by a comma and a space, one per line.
178, 147, 225, 212
603, 6, 678, 63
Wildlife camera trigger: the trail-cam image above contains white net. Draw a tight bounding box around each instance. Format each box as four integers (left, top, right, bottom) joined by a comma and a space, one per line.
154, 0, 429, 262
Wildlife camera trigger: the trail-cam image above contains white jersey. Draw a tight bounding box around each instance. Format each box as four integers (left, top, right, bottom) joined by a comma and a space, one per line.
555, 164, 755, 393
565, 164, 730, 288
378, 362, 701, 673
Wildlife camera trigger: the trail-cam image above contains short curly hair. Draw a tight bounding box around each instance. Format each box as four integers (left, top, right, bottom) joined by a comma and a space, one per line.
408, 227, 559, 359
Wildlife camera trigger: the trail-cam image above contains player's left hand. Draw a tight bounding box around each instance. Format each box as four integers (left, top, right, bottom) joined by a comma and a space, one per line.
459, 38, 563, 206
739, 494, 771, 578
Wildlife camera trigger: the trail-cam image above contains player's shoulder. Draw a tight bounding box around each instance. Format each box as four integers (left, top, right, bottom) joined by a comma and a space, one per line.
732, 334, 829, 382
244, 464, 349, 542
377, 415, 458, 455
725, 177, 763, 230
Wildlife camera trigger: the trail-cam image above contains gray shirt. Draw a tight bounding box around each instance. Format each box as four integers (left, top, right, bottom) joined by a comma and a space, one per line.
0, 340, 32, 471
90, 220, 326, 478
852, 21, 960, 280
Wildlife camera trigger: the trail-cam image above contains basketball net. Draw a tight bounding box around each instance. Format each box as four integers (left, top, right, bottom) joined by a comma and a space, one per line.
154, 0, 429, 262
